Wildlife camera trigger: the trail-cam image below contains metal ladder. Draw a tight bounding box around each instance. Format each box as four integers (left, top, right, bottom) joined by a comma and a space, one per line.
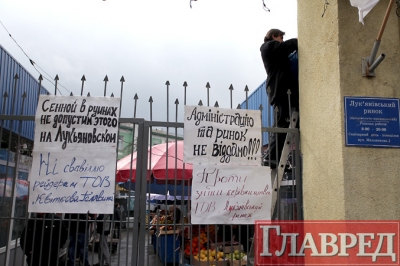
246, 111, 299, 266
270, 111, 299, 218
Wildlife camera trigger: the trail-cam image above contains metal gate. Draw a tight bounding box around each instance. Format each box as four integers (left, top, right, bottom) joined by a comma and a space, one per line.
0, 77, 301, 266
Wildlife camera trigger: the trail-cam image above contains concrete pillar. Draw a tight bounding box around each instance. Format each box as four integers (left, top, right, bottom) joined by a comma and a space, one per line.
298, 0, 400, 220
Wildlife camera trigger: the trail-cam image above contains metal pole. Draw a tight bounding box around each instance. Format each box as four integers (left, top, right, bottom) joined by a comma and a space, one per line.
369, 54, 386, 72
103, 75, 108, 97
80, 75, 86, 96
183, 82, 188, 106
377, 0, 395, 41
4, 74, 19, 266
368, 0, 395, 66
245, 85, 249, 109
37, 75, 43, 104
229, 84, 233, 109
119, 76, 125, 117
368, 40, 381, 66
166, 81, 170, 122
54, 75, 59, 95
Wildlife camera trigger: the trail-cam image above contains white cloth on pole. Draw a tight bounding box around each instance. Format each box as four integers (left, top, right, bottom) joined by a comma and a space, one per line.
350, 0, 380, 24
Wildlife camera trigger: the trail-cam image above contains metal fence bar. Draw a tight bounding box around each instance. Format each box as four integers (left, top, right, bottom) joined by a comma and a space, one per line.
3, 74, 19, 266
135, 121, 150, 266
10, 92, 26, 266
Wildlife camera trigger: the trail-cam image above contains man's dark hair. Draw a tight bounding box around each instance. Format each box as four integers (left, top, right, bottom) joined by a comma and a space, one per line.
264, 29, 285, 42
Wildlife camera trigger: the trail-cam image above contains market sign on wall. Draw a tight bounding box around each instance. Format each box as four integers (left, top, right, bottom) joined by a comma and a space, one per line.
28, 95, 121, 214
184, 105, 262, 165
344, 96, 400, 148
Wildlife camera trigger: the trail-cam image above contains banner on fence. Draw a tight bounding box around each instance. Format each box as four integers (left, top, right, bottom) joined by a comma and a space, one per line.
184, 105, 262, 165
190, 164, 271, 224
28, 95, 120, 214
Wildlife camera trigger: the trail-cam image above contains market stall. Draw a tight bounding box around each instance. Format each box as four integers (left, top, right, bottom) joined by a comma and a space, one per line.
147, 208, 250, 266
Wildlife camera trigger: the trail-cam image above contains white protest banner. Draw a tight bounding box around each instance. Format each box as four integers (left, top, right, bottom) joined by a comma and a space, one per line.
191, 164, 271, 224
184, 105, 262, 165
33, 95, 120, 151
28, 95, 120, 214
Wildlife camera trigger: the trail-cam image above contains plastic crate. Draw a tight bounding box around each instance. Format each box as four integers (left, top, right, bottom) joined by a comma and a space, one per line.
157, 233, 180, 263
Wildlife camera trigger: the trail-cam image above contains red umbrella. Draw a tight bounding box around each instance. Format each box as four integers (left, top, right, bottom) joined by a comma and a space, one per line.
116, 140, 192, 182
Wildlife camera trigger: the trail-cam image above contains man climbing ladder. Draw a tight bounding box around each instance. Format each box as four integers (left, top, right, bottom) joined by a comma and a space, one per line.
260, 28, 299, 169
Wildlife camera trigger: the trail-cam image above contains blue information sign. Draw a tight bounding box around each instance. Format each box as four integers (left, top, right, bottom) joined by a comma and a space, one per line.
344, 97, 400, 147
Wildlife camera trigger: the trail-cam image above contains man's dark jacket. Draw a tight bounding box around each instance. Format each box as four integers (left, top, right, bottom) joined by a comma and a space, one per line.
65, 213, 94, 234
260, 38, 298, 107
20, 214, 68, 266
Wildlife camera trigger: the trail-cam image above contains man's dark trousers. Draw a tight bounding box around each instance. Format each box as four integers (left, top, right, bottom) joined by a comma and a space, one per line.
267, 99, 292, 167
68, 233, 90, 266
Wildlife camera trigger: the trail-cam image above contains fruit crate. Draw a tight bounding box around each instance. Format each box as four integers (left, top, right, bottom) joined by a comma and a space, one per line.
191, 257, 229, 266
211, 242, 243, 254
230, 260, 247, 266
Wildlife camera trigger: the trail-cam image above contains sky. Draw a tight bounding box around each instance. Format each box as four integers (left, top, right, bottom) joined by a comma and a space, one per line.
1, 0, 297, 121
